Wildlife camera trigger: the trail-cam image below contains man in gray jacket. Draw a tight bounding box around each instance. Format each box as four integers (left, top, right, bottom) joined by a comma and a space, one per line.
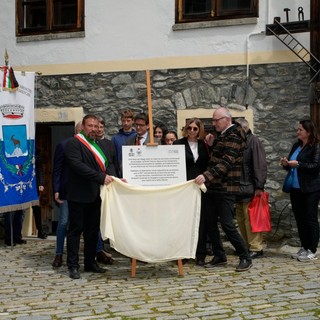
235, 118, 267, 259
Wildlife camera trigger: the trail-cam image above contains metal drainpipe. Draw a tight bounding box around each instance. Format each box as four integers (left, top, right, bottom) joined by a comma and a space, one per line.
244, 31, 265, 107
244, 0, 270, 107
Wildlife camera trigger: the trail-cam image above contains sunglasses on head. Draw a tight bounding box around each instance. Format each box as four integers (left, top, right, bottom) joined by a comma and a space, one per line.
187, 126, 199, 132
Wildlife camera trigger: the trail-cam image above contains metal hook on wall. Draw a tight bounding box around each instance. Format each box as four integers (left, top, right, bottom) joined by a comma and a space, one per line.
298, 7, 304, 21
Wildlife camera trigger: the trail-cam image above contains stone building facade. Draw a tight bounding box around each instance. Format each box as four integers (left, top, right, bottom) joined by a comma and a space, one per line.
36, 62, 311, 243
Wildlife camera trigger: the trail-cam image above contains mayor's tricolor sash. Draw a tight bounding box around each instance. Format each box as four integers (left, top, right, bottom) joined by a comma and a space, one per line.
75, 133, 108, 173
0, 71, 38, 213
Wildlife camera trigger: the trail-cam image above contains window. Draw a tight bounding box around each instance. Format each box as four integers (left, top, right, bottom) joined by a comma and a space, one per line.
16, 0, 84, 36
176, 0, 258, 23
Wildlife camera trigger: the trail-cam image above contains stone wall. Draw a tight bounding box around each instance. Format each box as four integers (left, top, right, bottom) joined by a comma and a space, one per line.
36, 62, 311, 243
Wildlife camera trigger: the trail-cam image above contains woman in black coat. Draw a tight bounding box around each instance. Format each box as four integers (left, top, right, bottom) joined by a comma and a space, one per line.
280, 119, 320, 261
174, 117, 210, 265
173, 118, 209, 180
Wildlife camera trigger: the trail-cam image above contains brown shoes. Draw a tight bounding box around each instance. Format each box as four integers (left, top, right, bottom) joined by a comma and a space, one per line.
96, 250, 114, 265
52, 255, 63, 268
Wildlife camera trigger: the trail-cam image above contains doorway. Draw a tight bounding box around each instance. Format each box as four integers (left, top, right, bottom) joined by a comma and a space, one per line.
35, 122, 74, 235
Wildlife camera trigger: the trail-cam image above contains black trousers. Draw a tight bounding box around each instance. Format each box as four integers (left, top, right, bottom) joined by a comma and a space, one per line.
4, 210, 23, 241
204, 192, 250, 260
290, 188, 320, 253
66, 197, 101, 269
31, 205, 43, 233
196, 193, 207, 260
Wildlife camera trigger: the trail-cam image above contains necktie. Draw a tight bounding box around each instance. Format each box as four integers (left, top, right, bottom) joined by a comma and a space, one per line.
136, 136, 142, 145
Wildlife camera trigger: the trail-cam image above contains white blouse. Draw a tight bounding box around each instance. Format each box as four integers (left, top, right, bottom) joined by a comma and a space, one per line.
188, 140, 199, 162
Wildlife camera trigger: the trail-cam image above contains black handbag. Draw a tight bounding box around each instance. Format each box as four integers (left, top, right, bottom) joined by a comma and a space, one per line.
282, 168, 295, 193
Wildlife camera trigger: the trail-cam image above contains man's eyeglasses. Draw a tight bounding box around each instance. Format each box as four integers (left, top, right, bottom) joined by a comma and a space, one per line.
187, 126, 199, 132
212, 116, 226, 123
135, 123, 146, 127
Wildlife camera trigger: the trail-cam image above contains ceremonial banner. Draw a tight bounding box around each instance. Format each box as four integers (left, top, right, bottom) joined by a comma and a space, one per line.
0, 71, 38, 213
100, 178, 206, 263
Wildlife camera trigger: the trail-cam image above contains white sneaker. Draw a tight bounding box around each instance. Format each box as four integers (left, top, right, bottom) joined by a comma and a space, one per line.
297, 249, 318, 262
291, 247, 307, 259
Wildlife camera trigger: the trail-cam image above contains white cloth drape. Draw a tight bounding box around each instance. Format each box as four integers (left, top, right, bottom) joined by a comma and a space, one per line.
100, 178, 206, 263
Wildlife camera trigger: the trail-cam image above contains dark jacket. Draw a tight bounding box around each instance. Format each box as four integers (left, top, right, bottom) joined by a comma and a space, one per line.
125, 133, 150, 146
65, 137, 106, 203
111, 128, 136, 175
97, 138, 120, 177
285, 141, 320, 193
237, 130, 267, 202
203, 123, 246, 194
173, 137, 209, 180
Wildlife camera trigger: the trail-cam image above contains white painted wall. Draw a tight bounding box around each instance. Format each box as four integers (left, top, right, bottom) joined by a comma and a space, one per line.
0, 0, 310, 72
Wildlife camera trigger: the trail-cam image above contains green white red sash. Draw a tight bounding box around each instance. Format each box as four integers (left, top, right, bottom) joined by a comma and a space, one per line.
75, 133, 108, 173
0, 65, 19, 91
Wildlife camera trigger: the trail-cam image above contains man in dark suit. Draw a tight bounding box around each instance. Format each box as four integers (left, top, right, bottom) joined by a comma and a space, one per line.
65, 114, 113, 279
125, 112, 150, 146
95, 116, 118, 265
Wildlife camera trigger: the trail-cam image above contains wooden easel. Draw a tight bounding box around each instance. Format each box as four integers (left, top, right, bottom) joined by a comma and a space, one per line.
131, 258, 184, 277
130, 70, 184, 278
145, 69, 158, 147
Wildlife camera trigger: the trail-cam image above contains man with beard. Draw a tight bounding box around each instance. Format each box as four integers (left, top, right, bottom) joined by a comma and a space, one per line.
65, 114, 113, 279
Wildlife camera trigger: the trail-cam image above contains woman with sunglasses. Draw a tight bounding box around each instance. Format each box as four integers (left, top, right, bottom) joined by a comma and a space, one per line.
173, 117, 210, 265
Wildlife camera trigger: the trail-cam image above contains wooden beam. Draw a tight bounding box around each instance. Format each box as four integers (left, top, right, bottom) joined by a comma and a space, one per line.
146, 70, 158, 146
310, 0, 320, 129
265, 20, 310, 36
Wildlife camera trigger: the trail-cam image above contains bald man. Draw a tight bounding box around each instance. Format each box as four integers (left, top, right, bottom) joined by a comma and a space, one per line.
195, 107, 252, 272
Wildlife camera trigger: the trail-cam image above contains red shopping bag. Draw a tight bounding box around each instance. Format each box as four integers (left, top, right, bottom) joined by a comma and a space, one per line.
248, 192, 272, 232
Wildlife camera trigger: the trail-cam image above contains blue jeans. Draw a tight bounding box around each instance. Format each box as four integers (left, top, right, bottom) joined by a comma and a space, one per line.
96, 231, 104, 253
55, 201, 69, 255
56, 200, 105, 256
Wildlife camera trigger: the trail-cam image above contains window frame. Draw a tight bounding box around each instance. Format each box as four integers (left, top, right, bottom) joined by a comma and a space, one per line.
16, 0, 85, 37
176, 0, 258, 24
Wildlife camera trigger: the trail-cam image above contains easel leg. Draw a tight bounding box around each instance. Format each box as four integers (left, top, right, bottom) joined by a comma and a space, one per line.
177, 259, 184, 276
131, 258, 137, 278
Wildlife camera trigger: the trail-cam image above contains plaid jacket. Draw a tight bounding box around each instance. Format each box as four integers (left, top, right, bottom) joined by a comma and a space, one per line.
203, 123, 246, 194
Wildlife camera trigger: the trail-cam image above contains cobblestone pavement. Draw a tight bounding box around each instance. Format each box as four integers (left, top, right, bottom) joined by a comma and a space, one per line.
0, 237, 319, 320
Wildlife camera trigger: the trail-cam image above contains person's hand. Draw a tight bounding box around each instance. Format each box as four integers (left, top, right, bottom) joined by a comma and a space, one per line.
280, 157, 288, 166
104, 175, 113, 185
54, 192, 64, 204
39, 185, 44, 192
205, 133, 215, 146
255, 189, 263, 196
120, 178, 128, 183
287, 160, 299, 168
194, 174, 205, 185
